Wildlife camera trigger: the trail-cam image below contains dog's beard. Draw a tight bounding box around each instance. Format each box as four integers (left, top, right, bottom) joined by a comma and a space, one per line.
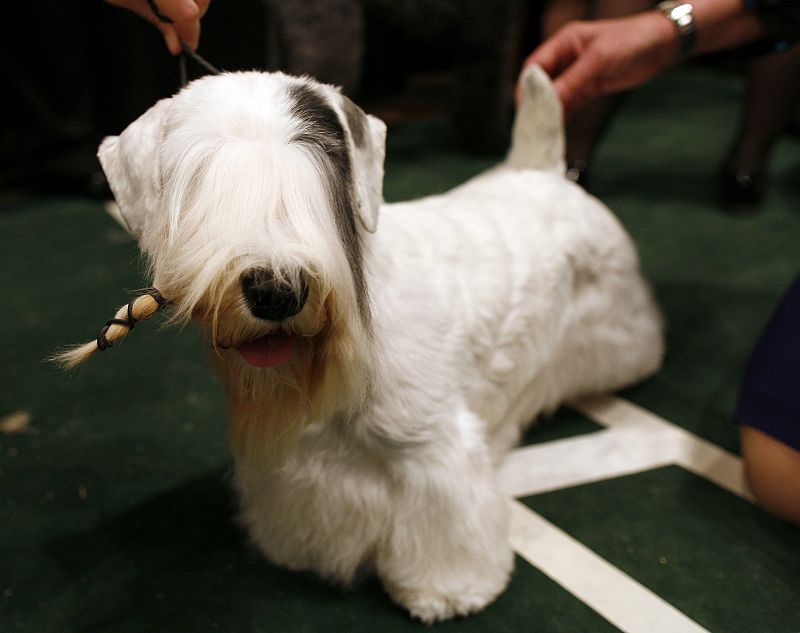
207, 288, 373, 462
149, 241, 373, 463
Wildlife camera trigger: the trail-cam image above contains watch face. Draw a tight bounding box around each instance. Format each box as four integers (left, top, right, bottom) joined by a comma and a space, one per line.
671, 4, 694, 24
656, 0, 696, 58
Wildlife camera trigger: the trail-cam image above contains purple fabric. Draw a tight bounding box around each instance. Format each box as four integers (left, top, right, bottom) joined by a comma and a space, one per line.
735, 274, 800, 451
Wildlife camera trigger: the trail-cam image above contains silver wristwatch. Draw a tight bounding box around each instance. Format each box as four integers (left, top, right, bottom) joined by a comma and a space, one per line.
656, 1, 697, 60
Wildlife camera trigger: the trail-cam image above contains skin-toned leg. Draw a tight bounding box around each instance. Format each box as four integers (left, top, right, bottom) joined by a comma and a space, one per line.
721, 46, 800, 210
727, 46, 800, 175
740, 425, 800, 525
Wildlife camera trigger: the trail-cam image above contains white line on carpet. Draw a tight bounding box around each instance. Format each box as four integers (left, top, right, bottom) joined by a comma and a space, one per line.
498, 394, 753, 502
499, 394, 754, 633
572, 395, 753, 502
509, 500, 711, 633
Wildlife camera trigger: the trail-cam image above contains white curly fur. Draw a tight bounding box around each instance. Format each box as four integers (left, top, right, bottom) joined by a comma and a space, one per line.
96, 65, 664, 622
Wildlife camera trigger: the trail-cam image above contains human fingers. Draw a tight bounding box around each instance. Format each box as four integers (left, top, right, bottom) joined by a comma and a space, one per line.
152, 0, 203, 50
189, 0, 211, 50
155, 22, 183, 55
553, 14, 681, 116
522, 22, 587, 81
516, 21, 589, 106
550, 53, 603, 120
195, 0, 211, 18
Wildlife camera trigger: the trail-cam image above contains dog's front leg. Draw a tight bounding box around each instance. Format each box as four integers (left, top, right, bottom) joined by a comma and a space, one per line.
375, 409, 514, 623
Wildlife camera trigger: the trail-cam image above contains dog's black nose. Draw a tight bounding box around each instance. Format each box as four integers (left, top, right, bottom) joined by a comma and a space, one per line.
240, 268, 309, 321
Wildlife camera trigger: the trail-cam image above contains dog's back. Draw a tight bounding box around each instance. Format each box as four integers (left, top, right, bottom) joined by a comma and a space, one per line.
368, 66, 663, 456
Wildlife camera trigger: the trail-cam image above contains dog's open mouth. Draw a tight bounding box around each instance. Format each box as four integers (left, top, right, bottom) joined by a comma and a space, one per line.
237, 333, 298, 368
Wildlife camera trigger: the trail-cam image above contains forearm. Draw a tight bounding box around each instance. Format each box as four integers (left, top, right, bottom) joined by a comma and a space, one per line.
521, 0, 771, 118
689, 0, 767, 54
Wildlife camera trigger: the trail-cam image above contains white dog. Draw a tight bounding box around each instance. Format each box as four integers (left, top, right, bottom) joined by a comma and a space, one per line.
84, 65, 663, 622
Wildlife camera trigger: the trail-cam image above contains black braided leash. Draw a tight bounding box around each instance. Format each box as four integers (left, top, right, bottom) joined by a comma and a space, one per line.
146, 0, 220, 86
92, 2, 215, 352
96, 289, 168, 352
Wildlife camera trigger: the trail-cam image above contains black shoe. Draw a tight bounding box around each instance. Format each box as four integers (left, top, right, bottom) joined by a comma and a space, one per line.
719, 165, 765, 214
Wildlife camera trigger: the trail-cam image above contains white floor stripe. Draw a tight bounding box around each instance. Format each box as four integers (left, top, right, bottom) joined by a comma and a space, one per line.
498, 394, 754, 633
498, 428, 674, 497
572, 395, 754, 502
498, 394, 753, 502
509, 500, 711, 633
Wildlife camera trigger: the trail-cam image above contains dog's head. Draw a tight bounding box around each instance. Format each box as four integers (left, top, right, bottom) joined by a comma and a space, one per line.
99, 72, 386, 453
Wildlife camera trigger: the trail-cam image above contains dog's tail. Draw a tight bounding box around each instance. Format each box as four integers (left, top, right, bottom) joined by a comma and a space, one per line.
506, 64, 565, 174
51, 290, 167, 369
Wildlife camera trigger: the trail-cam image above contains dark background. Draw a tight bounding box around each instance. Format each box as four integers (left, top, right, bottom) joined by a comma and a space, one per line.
2, 0, 542, 199
2, 3, 800, 631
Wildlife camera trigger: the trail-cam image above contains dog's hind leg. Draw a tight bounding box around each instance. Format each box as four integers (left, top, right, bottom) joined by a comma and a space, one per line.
545, 267, 664, 405
375, 407, 514, 623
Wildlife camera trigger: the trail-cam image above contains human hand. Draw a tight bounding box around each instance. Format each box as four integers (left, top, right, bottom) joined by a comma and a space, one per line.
104, 0, 211, 54
521, 12, 679, 119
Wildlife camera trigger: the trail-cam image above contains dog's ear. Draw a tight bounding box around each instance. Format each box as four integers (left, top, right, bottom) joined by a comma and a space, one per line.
340, 95, 386, 233
97, 98, 172, 240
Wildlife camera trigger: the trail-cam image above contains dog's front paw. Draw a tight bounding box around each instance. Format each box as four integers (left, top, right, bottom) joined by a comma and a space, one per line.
385, 561, 512, 624
394, 585, 505, 623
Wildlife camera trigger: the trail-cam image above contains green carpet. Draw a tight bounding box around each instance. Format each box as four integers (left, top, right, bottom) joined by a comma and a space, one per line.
1, 65, 799, 632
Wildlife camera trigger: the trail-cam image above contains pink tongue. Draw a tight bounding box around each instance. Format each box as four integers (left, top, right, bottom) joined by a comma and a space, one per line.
237, 334, 297, 368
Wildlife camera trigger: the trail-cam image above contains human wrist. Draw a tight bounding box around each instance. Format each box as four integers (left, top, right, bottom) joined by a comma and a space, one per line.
656, 1, 697, 60
639, 10, 683, 68
651, 0, 767, 60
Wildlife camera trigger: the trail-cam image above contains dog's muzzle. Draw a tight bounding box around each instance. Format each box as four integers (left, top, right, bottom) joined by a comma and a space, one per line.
240, 268, 309, 322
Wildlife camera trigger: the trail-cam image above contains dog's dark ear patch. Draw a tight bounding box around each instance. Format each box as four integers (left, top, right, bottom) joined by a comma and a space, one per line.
287, 83, 371, 328
341, 96, 367, 148
288, 84, 347, 150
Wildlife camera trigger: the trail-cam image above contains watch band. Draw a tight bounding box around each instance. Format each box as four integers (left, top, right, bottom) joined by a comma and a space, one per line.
656, 1, 697, 60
